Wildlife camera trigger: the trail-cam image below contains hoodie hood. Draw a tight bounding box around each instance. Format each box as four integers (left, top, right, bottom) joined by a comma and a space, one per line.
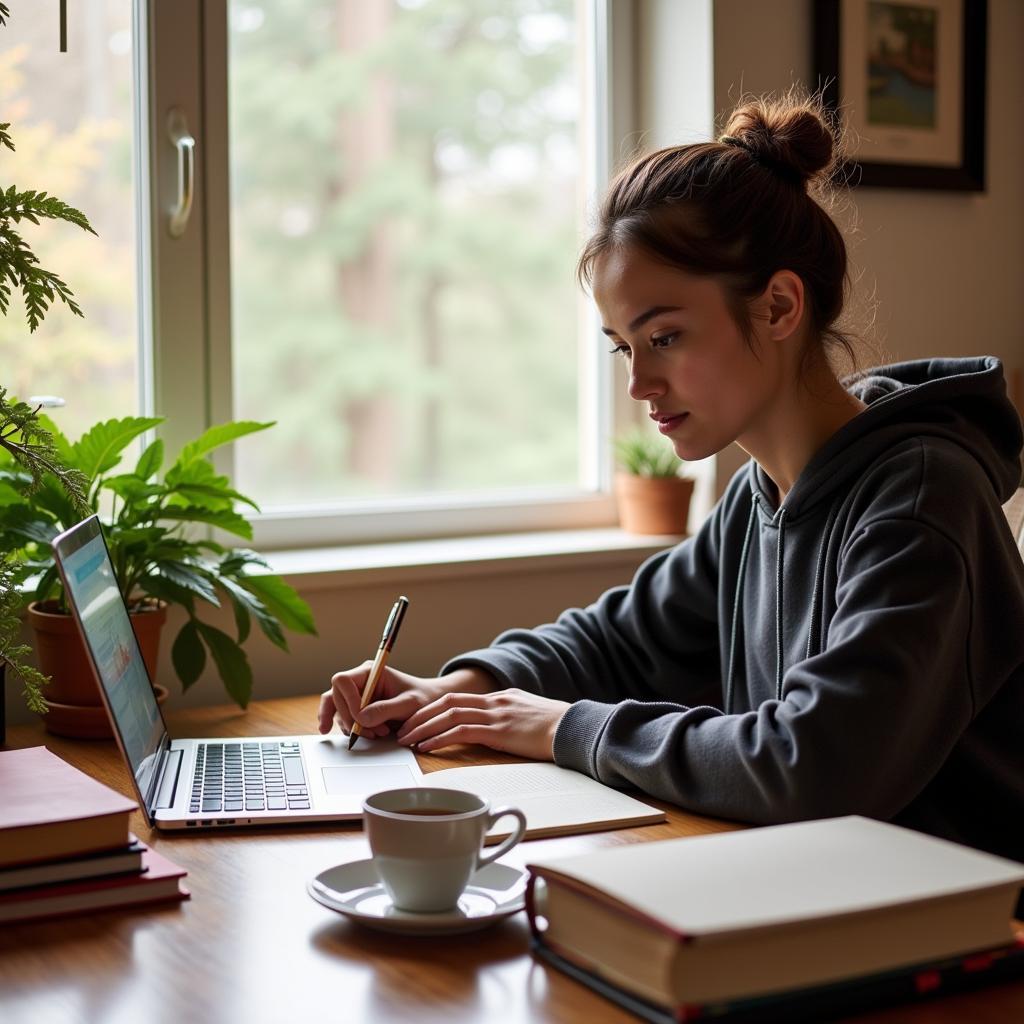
750, 356, 1024, 519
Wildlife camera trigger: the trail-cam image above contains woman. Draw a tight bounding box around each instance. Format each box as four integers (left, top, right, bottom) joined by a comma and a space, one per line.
319, 93, 1024, 867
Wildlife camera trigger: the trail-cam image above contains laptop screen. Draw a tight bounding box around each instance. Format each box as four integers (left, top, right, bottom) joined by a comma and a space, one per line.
53, 516, 167, 807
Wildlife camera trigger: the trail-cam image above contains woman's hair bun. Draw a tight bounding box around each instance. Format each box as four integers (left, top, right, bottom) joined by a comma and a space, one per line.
720, 93, 838, 186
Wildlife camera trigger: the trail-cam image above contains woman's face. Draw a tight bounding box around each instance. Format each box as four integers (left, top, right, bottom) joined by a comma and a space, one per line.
592, 245, 784, 462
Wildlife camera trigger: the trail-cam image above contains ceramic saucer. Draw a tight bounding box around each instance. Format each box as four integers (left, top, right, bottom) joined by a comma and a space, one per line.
307, 858, 527, 936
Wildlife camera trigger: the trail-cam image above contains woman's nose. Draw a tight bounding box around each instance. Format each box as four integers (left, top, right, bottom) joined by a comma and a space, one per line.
627, 358, 665, 402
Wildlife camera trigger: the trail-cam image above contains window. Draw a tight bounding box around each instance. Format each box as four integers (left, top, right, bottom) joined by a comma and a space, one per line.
0, 1, 141, 441
14, 0, 631, 549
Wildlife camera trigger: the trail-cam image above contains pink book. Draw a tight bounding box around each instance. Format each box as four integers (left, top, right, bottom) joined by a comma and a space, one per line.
0, 746, 137, 868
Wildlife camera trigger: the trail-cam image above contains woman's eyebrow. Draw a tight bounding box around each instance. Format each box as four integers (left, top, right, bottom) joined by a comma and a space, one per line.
600, 305, 685, 336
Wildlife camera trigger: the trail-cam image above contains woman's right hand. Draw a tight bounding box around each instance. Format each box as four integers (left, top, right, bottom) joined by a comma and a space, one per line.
317, 665, 496, 738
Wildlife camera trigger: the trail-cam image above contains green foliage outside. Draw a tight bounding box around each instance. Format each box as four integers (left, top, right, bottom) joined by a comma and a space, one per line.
229, 0, 583, 503
0, 415, 317, 709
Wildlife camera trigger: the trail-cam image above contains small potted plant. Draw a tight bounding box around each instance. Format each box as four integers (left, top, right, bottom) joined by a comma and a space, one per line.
613, 430, 694, 536
0, 413, 318, 737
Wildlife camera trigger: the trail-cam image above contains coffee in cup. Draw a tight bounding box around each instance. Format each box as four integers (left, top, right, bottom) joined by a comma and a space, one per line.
363, 787, 527, 913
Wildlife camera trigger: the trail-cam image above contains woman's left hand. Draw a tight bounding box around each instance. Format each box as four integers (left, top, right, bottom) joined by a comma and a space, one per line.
390, 688, 571, 761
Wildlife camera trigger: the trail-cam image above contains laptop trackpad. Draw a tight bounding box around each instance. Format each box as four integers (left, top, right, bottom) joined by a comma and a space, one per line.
321, 764, 419, 796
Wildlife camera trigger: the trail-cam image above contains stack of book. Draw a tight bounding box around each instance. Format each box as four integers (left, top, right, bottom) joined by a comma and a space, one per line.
526, 816, 1024, 1023
0, 745, 189, 923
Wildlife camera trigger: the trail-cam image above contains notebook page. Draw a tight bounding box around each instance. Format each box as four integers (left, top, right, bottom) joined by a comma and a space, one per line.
426, 762, 665, 839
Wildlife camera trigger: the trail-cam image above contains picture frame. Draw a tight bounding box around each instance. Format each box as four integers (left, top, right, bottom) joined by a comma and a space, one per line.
813, 0, 987, 190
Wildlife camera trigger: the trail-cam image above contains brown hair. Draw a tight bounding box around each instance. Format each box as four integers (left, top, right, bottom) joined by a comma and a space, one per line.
577, 91, 859, 376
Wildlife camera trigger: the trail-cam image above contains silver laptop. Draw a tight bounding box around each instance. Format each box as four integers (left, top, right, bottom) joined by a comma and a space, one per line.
52, 515, 422, 830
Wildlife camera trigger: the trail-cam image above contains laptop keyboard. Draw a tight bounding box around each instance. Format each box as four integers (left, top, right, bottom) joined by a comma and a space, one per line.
190, 741, 309, 814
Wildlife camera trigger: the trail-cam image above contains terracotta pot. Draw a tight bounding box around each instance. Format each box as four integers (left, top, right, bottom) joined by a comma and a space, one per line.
27, 599, 168, 739
614, 472, 694, 536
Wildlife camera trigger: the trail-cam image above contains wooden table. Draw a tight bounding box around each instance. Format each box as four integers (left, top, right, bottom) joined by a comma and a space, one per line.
2, 696, 1023, 1024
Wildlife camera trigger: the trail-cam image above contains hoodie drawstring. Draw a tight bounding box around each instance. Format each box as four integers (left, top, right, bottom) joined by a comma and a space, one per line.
774, 507, 788, 701
725, 494, 759, 715
805, 500, 841, 661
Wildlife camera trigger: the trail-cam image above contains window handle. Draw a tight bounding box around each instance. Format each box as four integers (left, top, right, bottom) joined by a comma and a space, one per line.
167, 108, 195, 238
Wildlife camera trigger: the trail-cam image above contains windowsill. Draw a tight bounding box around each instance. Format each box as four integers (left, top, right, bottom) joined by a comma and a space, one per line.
263, 528, 682, 591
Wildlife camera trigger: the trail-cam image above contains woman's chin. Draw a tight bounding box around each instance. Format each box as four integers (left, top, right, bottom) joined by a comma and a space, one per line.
672, 437, 727, 463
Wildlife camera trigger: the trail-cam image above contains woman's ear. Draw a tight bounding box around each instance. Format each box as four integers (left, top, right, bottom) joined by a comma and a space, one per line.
760, 270, 805, 341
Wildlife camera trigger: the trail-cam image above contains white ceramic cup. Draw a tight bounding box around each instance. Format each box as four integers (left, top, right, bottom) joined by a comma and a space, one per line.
363, 787, 528, 913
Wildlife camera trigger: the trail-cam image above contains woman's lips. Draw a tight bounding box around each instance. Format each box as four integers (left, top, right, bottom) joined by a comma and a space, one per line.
655, 413, 689, 434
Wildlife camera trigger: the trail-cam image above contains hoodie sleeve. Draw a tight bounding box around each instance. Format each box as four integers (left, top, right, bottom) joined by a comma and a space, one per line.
439, 499, 725, 707
550, 514, 977, 823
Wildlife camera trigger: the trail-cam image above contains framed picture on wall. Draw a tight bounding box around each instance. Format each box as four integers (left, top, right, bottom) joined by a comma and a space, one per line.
813, 0, 987, 190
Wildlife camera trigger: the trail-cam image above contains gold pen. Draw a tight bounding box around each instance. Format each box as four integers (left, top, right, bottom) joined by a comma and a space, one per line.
348, 596, 409, 750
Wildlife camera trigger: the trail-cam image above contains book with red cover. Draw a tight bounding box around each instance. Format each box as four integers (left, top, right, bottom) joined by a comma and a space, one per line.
0, 746, 137, 868
0, 846, 189, 924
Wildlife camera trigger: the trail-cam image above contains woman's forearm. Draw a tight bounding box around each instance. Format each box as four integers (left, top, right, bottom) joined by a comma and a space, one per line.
443, 666, 501, 694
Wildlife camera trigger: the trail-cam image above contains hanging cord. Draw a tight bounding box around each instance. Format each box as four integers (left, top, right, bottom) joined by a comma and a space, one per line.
725, 494, 760, 715
805, 500, 842, 661
774, 507, 789, 701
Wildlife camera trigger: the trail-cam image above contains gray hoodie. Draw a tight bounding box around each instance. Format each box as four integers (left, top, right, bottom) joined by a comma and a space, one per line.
443, 356, 1024, 866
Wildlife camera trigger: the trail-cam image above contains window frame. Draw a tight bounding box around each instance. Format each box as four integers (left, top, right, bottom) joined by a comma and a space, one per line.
144, 0, 640, 550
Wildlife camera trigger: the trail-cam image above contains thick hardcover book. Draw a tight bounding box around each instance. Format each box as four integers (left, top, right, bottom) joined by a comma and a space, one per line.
0, 846, 189, 924
525, 816, 1024, 1011
531, 935, 1024, 1023
0, 746, 136, 868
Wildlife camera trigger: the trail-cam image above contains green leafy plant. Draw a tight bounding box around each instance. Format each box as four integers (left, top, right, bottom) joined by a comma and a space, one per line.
614, 430, 682, 478
0, 415, 317, 709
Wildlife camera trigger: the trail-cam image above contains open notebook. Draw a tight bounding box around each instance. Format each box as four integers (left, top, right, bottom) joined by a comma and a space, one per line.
425, 762, 665, 841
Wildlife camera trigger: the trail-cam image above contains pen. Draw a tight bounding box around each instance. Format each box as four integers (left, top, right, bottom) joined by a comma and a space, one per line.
348, 596, 409, 750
